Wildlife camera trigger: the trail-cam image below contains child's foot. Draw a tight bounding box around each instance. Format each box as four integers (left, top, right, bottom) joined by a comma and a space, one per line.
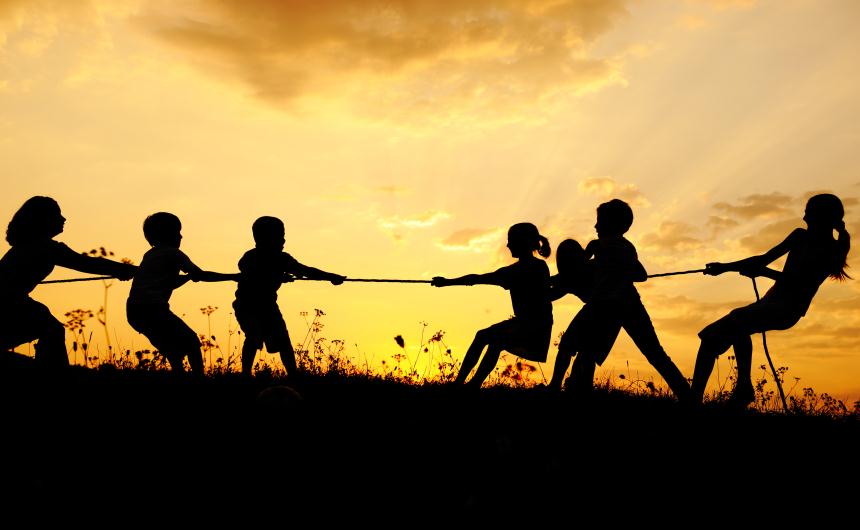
727, 384, 755, 409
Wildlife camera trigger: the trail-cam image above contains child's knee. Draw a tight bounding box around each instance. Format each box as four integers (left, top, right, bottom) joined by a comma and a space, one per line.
243, 335, 264, 351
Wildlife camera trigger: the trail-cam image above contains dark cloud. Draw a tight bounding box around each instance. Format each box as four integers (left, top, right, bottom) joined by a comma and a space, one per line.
138, 0, 631, 116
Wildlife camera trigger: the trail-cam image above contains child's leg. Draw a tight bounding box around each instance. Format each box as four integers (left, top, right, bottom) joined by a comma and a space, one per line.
164, 351, 186, 372
279, 343, 297, 376
567, 351, 596, 395
27, 301, 68, 368
468, 343, 503, 388
548, 349, 574, 391
455, 328, 491, 384
691, 341, 718, 402
241, 340, 259, 375
186, 346, 204, 374
731, 334, 754, 400
691, 306, 756, 402
622, 299, 690, 400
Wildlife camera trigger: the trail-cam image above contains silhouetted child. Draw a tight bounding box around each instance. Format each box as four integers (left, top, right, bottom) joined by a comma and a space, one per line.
126, 212, 237, 374
233, 216, 345, 376
0, 196, 136, 367
566, 199, 690, 399
691, 193, 850, 405
546, 239, 621, 391
432, 222, 552, 389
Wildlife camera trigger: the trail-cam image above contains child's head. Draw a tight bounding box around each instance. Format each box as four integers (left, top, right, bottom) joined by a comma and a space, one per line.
143, 212, 182, 248
252, 216, 286, 250
507, 222, 551, 259
595, 199, 633, 237
804, 194, 844, 231
6, 196, 65, 246
556, 239, 586, 275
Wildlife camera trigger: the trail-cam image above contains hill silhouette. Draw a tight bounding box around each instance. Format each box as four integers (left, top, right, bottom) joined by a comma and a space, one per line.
1, 352, 856, 521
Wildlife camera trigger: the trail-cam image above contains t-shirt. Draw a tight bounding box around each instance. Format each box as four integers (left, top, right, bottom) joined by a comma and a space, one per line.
763, 228, 838, 316
552, 261, 595, 303
234, 248, 301, 307
488, 257, 552, 326
590, 236, 642, 301
0, 240, 80, 299
128, 246, 194, 305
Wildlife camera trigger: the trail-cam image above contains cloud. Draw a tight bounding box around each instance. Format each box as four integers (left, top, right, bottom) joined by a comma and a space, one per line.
374, 185, 412, 197
137, 0, 632, 122
705, 215, 740, 234
378, 210, 450, 231
644, 293, 740, 337
437, 227, 503, 252
640, 221, 703, 253
577, 177, 650, 207
737, 218, 803, 253
712, 192, 794, 221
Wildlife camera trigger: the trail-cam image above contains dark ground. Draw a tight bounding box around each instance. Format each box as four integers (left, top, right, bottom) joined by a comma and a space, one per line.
1, 352, 857, 522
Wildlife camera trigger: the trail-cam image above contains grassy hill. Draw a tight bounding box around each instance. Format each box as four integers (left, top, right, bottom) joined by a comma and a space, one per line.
1, 352, 857, 520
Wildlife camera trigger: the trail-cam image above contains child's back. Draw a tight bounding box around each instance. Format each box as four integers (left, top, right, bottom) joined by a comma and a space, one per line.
128, 245, 193, 305
234, 247, 300, 307
498, 255, 552, 326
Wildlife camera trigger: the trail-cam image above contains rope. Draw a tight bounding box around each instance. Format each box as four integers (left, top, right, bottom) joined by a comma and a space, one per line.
752, 277, 789, 413
647, 268, 707, 278
41, 269, 711, 285
39, 276, 115, 284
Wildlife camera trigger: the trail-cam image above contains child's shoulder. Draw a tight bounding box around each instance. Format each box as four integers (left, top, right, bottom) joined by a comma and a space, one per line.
144, 245, 188, 261
516, 255, 550, 274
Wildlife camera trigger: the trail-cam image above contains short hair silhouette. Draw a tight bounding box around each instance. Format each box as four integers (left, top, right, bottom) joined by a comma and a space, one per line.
252, 216, 285, 245
556, 239, 586, 274
6, 196, 63, 246
509, 222, 552, 258
143, 212, 181, 246
596, 199, 634, 235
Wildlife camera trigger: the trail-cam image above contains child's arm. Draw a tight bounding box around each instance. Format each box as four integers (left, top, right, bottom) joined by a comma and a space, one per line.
740, 267, 782, 281
291, 263, 345, 285
547, 274, 567, 302
181, 256, 239, 283
54, 245, 137, 280
584, 240, 599, 260
631, 259, 648, 282
706, 229, 802, 276
432, 271, 506, 287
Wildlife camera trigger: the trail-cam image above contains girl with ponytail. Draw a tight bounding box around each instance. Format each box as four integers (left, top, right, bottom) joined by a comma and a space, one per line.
432, 222, 553, 389
692, 193, 851, 405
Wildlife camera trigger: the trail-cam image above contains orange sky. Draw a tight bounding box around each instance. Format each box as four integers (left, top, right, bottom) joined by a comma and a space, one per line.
2, 0, 859, 401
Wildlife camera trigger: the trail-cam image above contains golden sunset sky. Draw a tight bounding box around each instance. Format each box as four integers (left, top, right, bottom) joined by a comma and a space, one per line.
2, 0, 859, 400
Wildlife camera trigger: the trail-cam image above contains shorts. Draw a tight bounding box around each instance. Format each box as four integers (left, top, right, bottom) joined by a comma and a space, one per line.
699, 298, 803, 351
557, 303, 622, 359
127, 302, 200, 354
233, 301, 293, 354
483, 318, 552, 363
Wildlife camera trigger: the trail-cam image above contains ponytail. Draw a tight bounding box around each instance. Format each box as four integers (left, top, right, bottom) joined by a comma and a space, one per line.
508, 222, 550, 259
832, 221, 851, 281
537, 235, 551, 258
